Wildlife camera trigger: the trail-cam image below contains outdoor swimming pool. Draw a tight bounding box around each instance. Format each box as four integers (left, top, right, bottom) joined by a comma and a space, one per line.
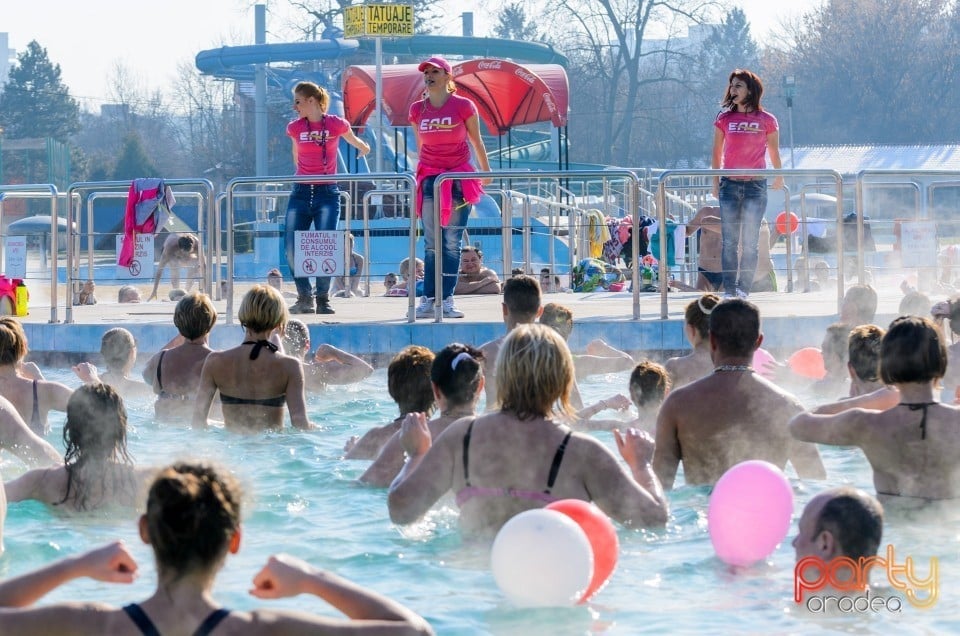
1, 367, 957, 634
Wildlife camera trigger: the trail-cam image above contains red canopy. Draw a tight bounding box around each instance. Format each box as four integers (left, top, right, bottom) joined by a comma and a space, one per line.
342, 59, 569, 134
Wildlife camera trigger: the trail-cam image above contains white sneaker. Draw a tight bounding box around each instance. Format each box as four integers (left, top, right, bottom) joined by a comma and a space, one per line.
442, 296, 464, 318
415, 296, 436, 318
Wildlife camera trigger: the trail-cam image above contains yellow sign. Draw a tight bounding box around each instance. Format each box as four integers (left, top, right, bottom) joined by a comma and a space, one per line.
343, 5, 366, 39
342, 4, 415, 38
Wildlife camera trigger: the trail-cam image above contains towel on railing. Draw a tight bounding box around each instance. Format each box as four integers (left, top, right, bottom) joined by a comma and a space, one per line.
584, 209, 610, 259
118, 178, 175, 267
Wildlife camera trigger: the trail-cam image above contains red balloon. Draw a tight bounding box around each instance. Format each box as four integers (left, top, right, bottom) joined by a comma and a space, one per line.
546, 499, 619, 603
775, 211, 799, 235
788, 347, 827, 379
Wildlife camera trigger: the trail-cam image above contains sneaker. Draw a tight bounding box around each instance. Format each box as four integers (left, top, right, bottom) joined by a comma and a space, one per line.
442, 296, 464, 319
289, 297, 315, 314
415, 296, 436, 319
316, 295, 335, 314
735, 288, 749, 299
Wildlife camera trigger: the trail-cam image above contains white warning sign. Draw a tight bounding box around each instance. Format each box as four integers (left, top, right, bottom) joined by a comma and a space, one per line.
4, 236, 27, 279
294, 230, 346, 277
899, 221, 937, 268
116, 235, 156, 279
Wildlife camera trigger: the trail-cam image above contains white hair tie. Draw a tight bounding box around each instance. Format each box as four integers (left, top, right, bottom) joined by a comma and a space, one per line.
451, 352, 473, 370
697, 296, 715, 315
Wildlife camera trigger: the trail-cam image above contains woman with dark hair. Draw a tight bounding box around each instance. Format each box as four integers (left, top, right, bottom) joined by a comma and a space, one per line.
142, 292, 218, 421
0, 317, 73, 436
388, 324, 668, 534
0, 461, 434, 635
360, 343, 484, 487
711, 69, 783, 298
4, 383, 151, 511
664, 293, 720, 388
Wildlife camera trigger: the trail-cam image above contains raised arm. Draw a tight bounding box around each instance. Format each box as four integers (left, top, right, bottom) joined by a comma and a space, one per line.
250, 553, 433, 634
789, 408, 869, 447
813, 386, 899, 415
358, 430, 407, 488
580, 431, 668, 527
312, 344, 374, 385
387, 413, 457, 525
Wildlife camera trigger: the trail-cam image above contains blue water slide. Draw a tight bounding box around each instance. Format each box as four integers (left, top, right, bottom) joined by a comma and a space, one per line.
194, 40, 360, 81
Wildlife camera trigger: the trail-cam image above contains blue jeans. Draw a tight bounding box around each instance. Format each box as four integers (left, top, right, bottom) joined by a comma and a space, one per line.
719, 178, 767, 294
284, 183, 340, 299
420, 177, 468, 300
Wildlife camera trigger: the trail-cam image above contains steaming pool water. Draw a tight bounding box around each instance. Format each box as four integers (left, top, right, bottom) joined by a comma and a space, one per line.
1, 367, 958, 634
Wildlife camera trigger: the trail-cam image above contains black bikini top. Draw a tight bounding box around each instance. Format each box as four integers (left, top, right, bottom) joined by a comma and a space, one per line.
242, 339, 279, 360
901, 402, 937, 440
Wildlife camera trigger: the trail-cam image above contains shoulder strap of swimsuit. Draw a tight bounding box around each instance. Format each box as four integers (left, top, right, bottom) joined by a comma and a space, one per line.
31, 378, 40, 424
462, 418, 476, 485
544, 431, 573, 494
122, 603, 161, 636
156, 349, 166, 391
241, 339, 279, 361
902, 402, 936, 440
194, 607, 231, 636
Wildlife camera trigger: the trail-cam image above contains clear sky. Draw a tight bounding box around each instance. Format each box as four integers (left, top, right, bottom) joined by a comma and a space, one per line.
3, 0, 822, 112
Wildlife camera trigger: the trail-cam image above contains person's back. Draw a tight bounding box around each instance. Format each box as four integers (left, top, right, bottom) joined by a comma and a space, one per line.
479, 275, 542, 409
655, 299, 825, 488
664, 294, 719, 389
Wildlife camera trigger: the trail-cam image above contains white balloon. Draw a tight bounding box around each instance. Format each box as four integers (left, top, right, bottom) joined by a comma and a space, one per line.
491, 509, 593, 607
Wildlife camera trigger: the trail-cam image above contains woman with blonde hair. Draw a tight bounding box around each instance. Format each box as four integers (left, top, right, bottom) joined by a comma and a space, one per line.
284, 81, 370, 315
192, 285, 313, 431
0, 317, 73, 435
142, 292, 218, 421
664, 293, 720, 388
0, 461, 434, 635
388, 323, 668, 534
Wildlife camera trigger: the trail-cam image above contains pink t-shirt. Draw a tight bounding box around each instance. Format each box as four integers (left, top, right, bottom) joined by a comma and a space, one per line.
408, 94, 478, 170
714, 110, 779, 170
286, 114, 351, 182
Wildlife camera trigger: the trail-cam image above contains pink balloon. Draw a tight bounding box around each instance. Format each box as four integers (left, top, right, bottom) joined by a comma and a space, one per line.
752, 348, 777, 380
708, 461, 794, 567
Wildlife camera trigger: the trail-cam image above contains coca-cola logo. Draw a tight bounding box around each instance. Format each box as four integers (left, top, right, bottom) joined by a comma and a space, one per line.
477, 60, 502, 70
514, 68, 536, 84
543, 92, 556, 113
453, 67, 464, 77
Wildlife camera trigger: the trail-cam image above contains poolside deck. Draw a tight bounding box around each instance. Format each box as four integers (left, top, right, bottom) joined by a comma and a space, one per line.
13, 277, 917, 366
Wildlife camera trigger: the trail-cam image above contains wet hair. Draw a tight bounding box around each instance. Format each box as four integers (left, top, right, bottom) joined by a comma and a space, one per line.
101, 328, 136, 371
0, 317, 28, 365
238, 284, 287, 333
899, 290, 931, 318
880, 316, 946, 384
282, 319, 310, 360
841, 284, 878, 326
496, 323, 574, 419
60, 383, 133, 511
685, 293, 721, 340
173, 292, 217, 340
821, 322, 851, 367
294, 81, 329, 111
503, 275, 542, 322
540, 303, 574, 340
629, 360, 671, 408
708, 299, 760, 358
388, 345, 436, 415
431, 343, 484, 407
813, 488, 884, 561
177, 235, 195, 252
722, 69, 765, 112
848, 324, 884, 383
146, 462, 241, 580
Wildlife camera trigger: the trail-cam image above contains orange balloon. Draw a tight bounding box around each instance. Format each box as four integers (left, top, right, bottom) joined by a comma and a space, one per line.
788, 347, 826, 379
546, 499, 619, 603
776, 211, 799, 235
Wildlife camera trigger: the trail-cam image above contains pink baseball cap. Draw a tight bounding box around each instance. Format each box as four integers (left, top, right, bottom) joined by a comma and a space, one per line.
418, 56, 452, 74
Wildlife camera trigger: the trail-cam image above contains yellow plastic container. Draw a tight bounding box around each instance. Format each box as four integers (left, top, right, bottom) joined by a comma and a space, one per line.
15, 280, 28, 316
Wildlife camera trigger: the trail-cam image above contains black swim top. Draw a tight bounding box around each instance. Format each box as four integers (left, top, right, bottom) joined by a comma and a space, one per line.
29, 379, 42, 434
456, 419, 572, 507
123, 603, 230, 636
219, 393, 286, 407
242, 339, 279, 360
901, 402, 937, 440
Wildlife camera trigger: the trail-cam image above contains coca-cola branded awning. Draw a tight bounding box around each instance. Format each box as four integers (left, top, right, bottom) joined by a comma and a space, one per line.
342, 59, 569, 134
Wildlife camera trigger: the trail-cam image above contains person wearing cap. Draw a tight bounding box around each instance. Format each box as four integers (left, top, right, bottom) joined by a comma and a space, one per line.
283, 81, 371, 316
409, 56, 491, 320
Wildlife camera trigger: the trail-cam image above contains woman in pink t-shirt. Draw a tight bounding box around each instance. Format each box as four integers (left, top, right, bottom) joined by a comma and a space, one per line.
408, 56, 491, 320
710, 69, 783, 298
284, 82, 370, 315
